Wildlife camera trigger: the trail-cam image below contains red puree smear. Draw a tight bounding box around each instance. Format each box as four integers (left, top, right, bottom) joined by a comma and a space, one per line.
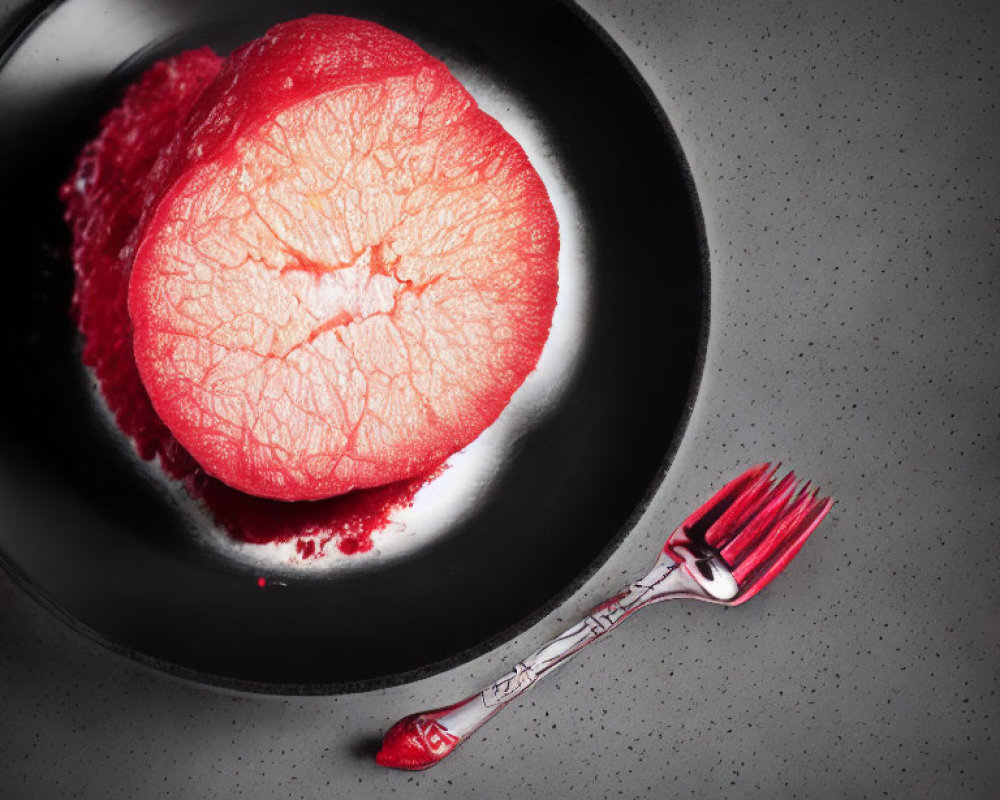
60, 49, 428, 556
194, 464, 444, 557
61, 22, 554, 557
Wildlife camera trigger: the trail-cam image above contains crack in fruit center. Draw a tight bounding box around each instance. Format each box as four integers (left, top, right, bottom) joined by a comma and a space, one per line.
273, 242, 416, 356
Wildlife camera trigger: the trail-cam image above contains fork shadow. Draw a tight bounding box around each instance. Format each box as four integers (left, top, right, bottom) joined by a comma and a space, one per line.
347, 733, 384, 763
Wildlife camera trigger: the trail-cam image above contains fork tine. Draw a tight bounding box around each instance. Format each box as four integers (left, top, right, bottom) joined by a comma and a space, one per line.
729, 494, 833, 605
732, 494, 829, 590
678, 463, 773, 541
696, 466, 777, 548
720, 475, 807, 565
733, 491, 814, 567
705, 469, 795, 549
731, 484, 821, 567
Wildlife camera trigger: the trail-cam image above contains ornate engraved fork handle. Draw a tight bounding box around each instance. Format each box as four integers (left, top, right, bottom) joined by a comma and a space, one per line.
469, 561, 677, 708
435, 544, 736, 740
450, 558, 683, 733
375, 554, 722, 768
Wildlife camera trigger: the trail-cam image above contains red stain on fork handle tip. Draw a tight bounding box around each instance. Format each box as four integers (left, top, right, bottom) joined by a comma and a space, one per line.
375, 714, 460, 771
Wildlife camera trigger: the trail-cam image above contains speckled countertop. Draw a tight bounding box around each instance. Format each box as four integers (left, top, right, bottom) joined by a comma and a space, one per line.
1, 0, 997, 797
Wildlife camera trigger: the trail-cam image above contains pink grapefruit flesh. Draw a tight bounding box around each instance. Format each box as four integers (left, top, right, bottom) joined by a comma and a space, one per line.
125, 16, 559, 501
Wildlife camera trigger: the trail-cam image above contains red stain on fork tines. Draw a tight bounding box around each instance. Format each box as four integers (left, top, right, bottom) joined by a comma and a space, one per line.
715, 472, 800, 561
730, 495, 833, 604
672, 462, 772, 546
704, 466, 787, 549
687, 463, 833, 603
721, 475, 833, 605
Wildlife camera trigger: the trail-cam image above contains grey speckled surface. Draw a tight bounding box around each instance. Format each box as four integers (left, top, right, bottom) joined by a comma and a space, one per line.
2, 0, 998, 797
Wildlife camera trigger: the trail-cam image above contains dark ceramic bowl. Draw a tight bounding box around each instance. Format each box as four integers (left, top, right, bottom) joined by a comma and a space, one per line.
0, 0, 705, 692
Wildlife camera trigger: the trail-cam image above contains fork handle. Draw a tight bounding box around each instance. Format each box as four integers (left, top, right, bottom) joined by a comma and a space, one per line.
376, 557, 698, 770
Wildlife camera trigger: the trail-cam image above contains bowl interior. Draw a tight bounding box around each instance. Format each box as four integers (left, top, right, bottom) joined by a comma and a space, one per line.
0, 0, 705, 692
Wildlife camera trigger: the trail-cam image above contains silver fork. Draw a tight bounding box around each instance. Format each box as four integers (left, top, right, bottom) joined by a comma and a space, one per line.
375, 463, 833, 770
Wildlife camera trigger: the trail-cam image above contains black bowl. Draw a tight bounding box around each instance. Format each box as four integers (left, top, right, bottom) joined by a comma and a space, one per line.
0, 0, 705, 692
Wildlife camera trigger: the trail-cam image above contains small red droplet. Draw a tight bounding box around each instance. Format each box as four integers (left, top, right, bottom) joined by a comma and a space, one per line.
257, 577, 266, 587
